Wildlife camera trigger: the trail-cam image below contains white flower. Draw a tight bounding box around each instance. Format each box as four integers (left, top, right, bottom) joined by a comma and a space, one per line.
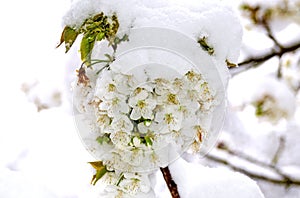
95, 70, 118, 100
131, 87, 149, 101
113, 73, 138, 94
110, 131, 131, 148
137, 121, 160, 134
95, 113, 111, 132
177, 101, 200, 118
149, 144, 170, 166
132, 137, 141, 147
155, 106, 183, 133
171, 78, 185, 93
99, 95, 130, 117
153, 78, 172, 95
121, 148, 144, 166
73, 83, 94, 113
157, 91, 180, 106
103, 152, 131, 172
184, 70, 204, 87
129, 96, 157, 120
74, 67, 217, 195
110, 115, 133, 133
197, 81, 214, 102
117, 173, 142, 195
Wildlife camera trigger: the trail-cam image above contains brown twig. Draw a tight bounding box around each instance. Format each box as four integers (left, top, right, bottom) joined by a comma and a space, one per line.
230, 41, 300, 75
261, 16, 284, 50
160, 166, 181, 198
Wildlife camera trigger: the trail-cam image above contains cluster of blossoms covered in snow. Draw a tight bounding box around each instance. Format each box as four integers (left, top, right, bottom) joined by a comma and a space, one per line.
74, 65, 215, 194
58, 0, 244, 196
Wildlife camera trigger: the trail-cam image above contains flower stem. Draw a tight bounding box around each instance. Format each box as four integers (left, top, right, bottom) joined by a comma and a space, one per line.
160, 166, 180, 198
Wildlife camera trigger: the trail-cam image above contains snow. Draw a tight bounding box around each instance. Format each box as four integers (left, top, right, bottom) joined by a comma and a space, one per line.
277, 123, 300, 167
0, 167, 57, 198
1, 0, 300, 197
169, 157, 264, 198
63, 0, 243, 65
279, 165, 300, 181
240, 30, 274, 57
275, 22, 300, 45
228, 73, 296, 123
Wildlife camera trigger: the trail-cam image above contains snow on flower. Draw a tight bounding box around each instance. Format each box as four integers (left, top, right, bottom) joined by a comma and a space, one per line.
229, 75, 296, 124
64, 1, 238, 196
73, 66, 217, 195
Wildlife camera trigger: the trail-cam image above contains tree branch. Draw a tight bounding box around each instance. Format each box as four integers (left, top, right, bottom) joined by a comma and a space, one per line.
160, 166, 181, 198
230, 41, 300, 75
206, 146, 300, 186
271, 136, 286, 165
261, 17, 283, 50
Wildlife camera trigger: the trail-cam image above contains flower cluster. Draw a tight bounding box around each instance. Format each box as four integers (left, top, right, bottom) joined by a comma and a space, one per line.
74, 67, 216, 194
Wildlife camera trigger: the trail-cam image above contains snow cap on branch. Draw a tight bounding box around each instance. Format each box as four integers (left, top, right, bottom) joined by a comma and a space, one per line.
63, 0, 243, 66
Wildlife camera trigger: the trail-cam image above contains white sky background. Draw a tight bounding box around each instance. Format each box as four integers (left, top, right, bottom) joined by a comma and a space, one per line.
0, 0, 97, 197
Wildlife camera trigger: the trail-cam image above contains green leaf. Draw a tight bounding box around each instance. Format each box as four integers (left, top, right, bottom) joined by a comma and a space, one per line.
255, 102, 264, 116
96, 134, 110, 144
89, 161, 107, 185
89, 161, 105, 170
144, 136, 153, 146
198, 37, 214, 55
96, 32, 105, 41
80, 34, 96, 66
57, 26, 78, 53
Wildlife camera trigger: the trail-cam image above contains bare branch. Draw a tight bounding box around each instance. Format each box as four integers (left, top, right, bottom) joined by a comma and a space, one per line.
160, 166, 181, 198
261, 17, 283, 50
206, 145, 300, 186
206, 153, 300, 186
271, 136, 286, 165
230, 41, 300, 76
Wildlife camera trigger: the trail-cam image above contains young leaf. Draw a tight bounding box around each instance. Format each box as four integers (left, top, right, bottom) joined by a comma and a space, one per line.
57, 26, 78, 53
80, 34, 96, 66
96, 134, 110, 144
198, 37, 214, 55
226, 59, 237, 68
89, 161, 108, 185
91, 168, 107, 185
96, 32, 105, 41
144, 136, 153, 146
89, 161, 105, 170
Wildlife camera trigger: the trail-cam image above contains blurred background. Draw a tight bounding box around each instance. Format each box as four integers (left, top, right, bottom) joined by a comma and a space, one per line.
0, 0, 300, 197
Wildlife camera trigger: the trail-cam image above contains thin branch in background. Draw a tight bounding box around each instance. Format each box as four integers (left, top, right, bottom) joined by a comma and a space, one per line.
230, 41, 300, 76
207, 145, 300, 187
261, 17, 283, 50
231, 3, 300, 76
160, 166, 181, 198
216, 142, 271, 169
277, 57, 284, 79
271, 136, 286, 166
206, 154, 300, 186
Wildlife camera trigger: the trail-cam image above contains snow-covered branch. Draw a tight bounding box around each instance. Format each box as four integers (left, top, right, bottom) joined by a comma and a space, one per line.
206, 145, 300, 186
231, 41, 300, 75
230, 1, 300, 78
